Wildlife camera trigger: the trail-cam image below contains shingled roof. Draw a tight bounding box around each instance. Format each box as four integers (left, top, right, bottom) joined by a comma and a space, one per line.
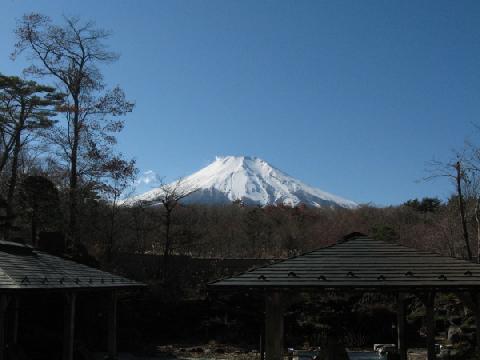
0, 240, 142, 291
210, 236, 480, 291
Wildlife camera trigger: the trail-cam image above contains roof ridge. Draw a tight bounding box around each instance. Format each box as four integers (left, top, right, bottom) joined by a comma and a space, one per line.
338, 236, 471, 262
208, 241, 340, 286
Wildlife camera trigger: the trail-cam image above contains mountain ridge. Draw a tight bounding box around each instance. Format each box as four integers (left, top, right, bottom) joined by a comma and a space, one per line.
126, 156, 357, 208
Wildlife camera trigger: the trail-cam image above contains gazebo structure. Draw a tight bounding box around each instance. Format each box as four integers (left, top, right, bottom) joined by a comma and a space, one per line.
211, 235, 480, 360
0, 240, 143, 360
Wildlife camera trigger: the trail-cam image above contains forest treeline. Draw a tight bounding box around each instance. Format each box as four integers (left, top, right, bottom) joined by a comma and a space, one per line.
55, 195, 480, 262
3, 13, 480, 277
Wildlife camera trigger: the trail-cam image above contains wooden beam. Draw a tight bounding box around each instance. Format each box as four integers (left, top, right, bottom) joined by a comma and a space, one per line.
0, 295, 9, 360
397, 292, 407, 360
265, 292, 285, 360
108, 291, 118, 360
425, 292, 436, 360
63, 293, 76, 360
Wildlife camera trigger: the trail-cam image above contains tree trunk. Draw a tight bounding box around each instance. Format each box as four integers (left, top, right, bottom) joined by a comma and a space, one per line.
0, 137, 15, 176
31, 201, 38, 246
68, 99, 80, 253
5, 113, 23, 240
455, 161, 472, 260
161, 208, 172, 281
475, 198, 480, 263
105, 197, 118, 263
132, 209, 143, 252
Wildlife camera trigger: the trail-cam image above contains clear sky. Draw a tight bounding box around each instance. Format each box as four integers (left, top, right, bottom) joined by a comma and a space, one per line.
2, 0, 480, 205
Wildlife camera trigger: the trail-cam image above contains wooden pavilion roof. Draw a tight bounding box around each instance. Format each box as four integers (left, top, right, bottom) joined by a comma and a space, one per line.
210, 236, 480, 291
0, 241, 142, 291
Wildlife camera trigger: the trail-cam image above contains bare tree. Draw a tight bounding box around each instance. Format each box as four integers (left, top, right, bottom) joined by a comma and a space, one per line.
128, 200, 155, 254
13, 14, 134, 251
425, 158, 473, 260
97, 156, 137, 262
151, 178, 198, 281
465, 176, 480, 263
462, 137, 480, 263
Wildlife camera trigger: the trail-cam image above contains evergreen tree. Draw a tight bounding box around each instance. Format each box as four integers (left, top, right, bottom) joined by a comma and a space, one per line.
0, 74, 63, 238
19, 175, 61, 246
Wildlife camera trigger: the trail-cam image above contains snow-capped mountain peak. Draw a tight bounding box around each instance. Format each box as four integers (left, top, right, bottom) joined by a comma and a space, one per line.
127, 156, 357, 208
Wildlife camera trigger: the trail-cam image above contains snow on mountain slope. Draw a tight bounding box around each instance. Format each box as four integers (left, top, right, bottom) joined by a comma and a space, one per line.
126, 156, 358, 208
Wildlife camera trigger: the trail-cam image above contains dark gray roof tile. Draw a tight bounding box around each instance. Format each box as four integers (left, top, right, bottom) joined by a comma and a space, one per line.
0, 242, 143, 291
210, 237, 480, 290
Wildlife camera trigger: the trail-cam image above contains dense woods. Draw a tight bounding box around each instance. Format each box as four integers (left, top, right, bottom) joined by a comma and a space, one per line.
46, 196, 480, 262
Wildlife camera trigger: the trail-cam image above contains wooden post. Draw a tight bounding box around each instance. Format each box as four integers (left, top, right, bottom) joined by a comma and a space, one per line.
425, 292, 436, 360
0, 295, 9, 360
472, 292, 480, 353
260, 331, 265, 360
108, 291, 118, 360
63, 292, 76, 360
12, 297, 19, 345
265, 292, 284, 360
397, 293, 407, 360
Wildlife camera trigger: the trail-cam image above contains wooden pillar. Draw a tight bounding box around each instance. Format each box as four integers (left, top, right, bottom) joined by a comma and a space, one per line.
63, 292, 76, 360
397, 293, 407, 360
259, 318, 266, 360
12, 297, 19, 345
260, 331, 265, 360
425, 292, 436, 360
0, 295, 9, 360
265, 292, 284, 360
472, 292, 480, 353
108, 291, 118, 360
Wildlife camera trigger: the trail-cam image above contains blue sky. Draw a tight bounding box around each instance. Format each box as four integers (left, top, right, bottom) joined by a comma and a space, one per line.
2, 0, 480, 205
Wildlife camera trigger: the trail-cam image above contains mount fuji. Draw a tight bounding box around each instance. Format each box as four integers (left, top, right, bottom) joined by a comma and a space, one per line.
127, 156, 357, 208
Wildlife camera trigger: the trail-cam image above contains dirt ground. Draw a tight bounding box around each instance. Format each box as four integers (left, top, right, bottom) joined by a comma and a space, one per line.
157, 345, 428, 360
104, 346, 428, 360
